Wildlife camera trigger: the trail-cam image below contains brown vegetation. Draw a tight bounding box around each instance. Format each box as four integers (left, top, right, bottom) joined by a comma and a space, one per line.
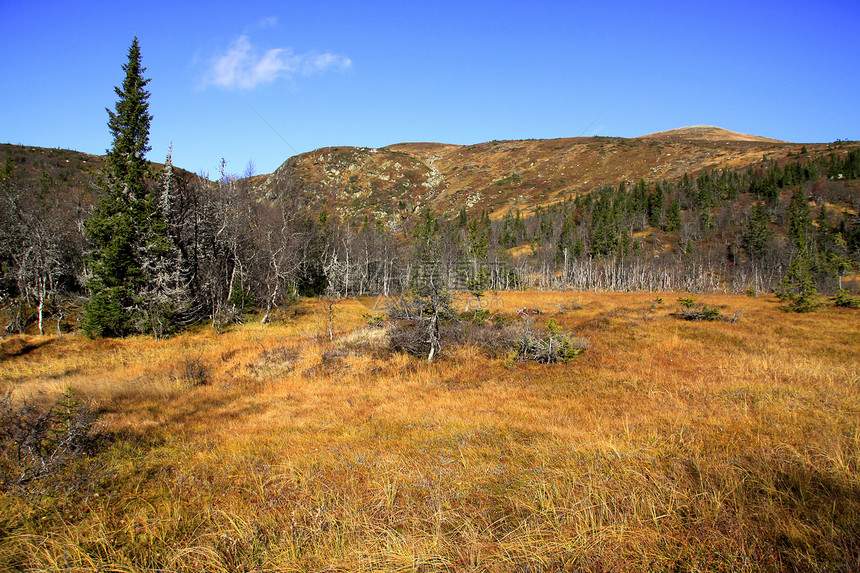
0, 291, 858, 571
257, 128, 848, 222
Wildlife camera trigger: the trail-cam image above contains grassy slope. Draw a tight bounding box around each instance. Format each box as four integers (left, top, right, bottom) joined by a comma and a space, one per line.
0, 292, 858, 571
262, 131, 857, 222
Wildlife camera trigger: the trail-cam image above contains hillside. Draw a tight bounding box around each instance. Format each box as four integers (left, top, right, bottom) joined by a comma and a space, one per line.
0, 143, 103, 200
640, 125, 785, 143
0, 143, 194, 212
4, 128, 852, 227
257, 127, 832, 222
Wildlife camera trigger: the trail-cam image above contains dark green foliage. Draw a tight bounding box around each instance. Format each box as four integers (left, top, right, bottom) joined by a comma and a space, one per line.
750, 167, 779, 203
228, 279, 256, 311
589, 188, 617, 256
647, 182, 665, 227
825, 148, 860, 179
787, 188, 812, 252
105, 40, 152, 196
743, 202, 772, 261
664, 197, 681, 232
572, 236, 584, 258
631, 179, 649, 221
295, 264, 328, 297
84, 38, 173, 338
777, 255, 823, 313
467, 217, 489, 259
81, 287, 131, 338
467, 308, 491, 324
677, 304, 730, 321
466, 265, 490, 301
834, 289, 860, 308
695, 172, 716, 229
500, 210, 525, 249
674, 297, 740, 322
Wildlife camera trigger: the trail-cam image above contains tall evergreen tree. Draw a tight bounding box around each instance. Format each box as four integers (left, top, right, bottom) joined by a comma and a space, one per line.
742, 202, 772, 262
647, 183, 664, 227
83, 37, 157, 337
787, 187, 812, 253
664, 196, 682, 232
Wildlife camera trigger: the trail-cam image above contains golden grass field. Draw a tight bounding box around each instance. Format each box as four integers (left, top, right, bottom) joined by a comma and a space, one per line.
0, 291, 858, 572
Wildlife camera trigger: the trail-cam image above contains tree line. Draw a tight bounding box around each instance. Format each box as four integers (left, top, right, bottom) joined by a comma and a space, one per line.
1, 39, 858, 337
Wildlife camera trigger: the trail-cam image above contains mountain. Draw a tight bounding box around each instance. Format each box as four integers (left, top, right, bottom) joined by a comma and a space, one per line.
0, 144, 103, 198
0, 143, 193, 211
640, 125, 785, 143
257, 127, 818, 222
3, 127, 852, 226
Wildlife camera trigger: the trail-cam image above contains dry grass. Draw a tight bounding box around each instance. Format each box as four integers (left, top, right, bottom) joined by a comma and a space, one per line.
0, 292, 858, 571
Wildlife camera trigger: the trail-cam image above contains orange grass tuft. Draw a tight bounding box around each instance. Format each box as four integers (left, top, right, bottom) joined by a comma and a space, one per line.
0, 292, 858, 571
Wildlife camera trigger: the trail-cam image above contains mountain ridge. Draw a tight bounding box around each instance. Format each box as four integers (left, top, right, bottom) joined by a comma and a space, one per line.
257, 126, 817, 221
640, 125, 785, 143
3, 126, 851, 226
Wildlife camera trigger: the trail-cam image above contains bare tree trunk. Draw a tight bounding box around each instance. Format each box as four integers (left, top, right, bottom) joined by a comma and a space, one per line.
427, 310, 439, 363
37, 294, 44, 336
56, 307, 63, 339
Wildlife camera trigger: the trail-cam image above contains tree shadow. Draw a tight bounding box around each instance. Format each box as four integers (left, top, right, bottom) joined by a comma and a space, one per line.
0, 337, 55, 363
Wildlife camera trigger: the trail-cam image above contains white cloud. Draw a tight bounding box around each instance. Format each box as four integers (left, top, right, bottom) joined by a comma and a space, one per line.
205, 35, 351, 91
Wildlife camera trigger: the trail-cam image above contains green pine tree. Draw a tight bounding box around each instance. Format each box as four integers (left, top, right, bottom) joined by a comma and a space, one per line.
787, 188, 812, 252
742, 202, 772, 261
664, 197, 682, 232
83, 37, 158, 337
647, 183, 664, 227
777, 255, 823, 312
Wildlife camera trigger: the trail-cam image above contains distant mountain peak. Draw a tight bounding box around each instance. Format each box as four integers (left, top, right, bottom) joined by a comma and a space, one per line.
640, 125, 785, 143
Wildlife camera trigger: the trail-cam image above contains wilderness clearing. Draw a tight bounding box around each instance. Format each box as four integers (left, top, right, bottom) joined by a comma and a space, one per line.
1, 290, 858, 571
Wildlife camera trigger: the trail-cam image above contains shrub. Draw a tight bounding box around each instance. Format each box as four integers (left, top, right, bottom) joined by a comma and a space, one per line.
362, 312, 385, 327
462, 309, 490, 324
674, 300, 742, 322
0, 390, 101, 494
784, 292, 824, 313
387, 287, 458, 362
180, 355, 210, 386
389, 320, 465, 359
513, 318, 588, 364
834, 289, 860, 308
677, 296, 697, 308
777, 256, 823, 313
388, 311, 589, 365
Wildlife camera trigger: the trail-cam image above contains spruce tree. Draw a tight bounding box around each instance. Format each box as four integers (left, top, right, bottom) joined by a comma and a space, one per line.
664, 197, 682, 232
83, 38, 156, 337
787, 187, 812, 253
742, 202, 772, 262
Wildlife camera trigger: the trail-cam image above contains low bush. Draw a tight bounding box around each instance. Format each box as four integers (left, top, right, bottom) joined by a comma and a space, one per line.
834, 289, 860, 308
677, 296, 697, 308
180, 355, 211, 386
388, 315, 588, 365
511, 318, 588, 364
0, 390, 101, 495
674, 298, 742, 322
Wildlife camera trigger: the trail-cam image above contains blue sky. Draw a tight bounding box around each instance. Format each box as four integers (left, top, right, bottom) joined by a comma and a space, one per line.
1, 1, 858, 177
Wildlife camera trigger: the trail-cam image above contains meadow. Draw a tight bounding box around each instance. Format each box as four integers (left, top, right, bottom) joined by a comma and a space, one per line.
0, 291, 858, 572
